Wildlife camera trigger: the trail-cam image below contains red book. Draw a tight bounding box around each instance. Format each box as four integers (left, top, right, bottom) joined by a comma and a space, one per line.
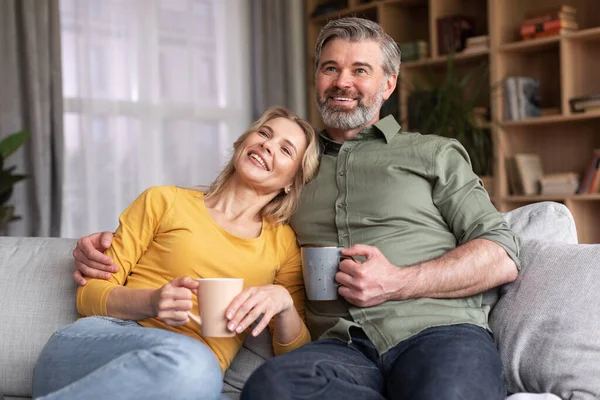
521, 19, 578, 35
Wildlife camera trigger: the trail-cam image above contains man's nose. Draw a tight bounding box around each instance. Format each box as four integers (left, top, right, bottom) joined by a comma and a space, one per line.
334, 70, 353, 89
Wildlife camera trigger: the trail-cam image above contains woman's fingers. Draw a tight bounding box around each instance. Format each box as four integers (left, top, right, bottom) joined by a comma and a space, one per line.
230, 303, 267, 334
250, 309, 275, 337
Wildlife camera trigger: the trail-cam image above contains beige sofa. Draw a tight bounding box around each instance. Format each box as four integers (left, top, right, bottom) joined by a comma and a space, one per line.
1, 202, 599, 399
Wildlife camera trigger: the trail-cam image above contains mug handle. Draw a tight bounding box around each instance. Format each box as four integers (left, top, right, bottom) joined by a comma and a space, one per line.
187, 311, 202, 325
187, 289, 202, 325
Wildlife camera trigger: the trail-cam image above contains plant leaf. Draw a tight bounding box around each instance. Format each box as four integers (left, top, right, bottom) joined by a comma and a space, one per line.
0, 131, 30, 159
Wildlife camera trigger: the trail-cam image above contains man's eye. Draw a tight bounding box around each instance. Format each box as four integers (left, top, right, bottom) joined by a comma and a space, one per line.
325, 66, 337, 72
356, 68, 366, 74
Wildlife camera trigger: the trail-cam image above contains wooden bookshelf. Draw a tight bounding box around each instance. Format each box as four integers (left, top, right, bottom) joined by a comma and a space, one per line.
305, 0, 600, 244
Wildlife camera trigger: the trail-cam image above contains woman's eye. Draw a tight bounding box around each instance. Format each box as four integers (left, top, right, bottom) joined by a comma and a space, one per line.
282, 147, 291, 156
258, 130, 269, 137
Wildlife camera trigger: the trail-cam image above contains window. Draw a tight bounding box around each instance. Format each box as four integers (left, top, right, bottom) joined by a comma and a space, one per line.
59, 0, 251, 237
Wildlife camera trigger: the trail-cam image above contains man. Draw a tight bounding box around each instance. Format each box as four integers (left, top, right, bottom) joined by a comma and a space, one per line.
74, 17, 519, 400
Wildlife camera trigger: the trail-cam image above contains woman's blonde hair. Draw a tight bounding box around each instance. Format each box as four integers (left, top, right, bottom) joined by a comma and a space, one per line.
204, 106, 320, 225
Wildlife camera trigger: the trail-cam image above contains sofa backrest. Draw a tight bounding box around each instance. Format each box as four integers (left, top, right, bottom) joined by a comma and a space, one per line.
0, 237, 78, 398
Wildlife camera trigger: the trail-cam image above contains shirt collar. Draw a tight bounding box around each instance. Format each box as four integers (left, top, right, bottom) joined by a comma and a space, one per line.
319, 115, 402, 147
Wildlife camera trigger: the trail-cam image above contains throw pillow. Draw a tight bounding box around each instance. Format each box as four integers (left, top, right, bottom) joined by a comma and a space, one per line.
489, 239, 600, 398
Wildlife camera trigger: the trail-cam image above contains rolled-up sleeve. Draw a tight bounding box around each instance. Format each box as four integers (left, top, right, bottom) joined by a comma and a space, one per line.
431, 139, 521, 268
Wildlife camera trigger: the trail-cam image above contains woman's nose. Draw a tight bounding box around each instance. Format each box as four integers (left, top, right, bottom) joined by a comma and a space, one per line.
261, 140, 273, 154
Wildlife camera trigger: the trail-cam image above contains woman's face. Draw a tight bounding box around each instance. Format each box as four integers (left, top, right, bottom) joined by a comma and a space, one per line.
234, 117, 308, 195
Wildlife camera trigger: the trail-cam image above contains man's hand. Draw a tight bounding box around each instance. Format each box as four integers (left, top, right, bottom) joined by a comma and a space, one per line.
336, 244, 401, 307
73, 232, 118, 286
151, 277, 199, 327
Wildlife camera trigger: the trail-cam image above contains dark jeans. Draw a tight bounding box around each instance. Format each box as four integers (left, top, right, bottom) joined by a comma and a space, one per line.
241, 324, 505, 400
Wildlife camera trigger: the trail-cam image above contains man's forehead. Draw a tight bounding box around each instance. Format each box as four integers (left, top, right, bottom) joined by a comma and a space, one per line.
320, 39, 382, 62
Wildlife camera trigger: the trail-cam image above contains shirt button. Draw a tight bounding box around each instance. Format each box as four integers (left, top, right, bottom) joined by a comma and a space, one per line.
343, 148, 350, 152
337, 202, 344, 209
341, 233, 349, 238
339, 170, 346, 176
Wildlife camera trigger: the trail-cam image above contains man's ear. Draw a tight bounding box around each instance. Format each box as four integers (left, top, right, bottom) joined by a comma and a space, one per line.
383, 74, 398, 101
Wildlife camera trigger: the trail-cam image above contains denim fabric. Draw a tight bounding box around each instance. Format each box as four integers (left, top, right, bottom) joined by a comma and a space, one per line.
241, 324, 505, 400
32, 316, 223, 400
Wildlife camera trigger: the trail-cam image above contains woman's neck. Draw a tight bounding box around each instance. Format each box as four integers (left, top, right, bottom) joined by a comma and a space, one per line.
204, 180, 275, 224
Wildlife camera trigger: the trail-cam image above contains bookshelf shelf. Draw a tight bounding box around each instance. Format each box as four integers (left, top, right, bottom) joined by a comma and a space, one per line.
402, 49, 489, 69
500, 110, 600, 127
499, 36, 560, 53
566, 26, 600, 41
305, 0, 600, 243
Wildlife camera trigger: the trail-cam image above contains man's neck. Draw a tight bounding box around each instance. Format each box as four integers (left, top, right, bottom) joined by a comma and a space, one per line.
325, 116, 380, 143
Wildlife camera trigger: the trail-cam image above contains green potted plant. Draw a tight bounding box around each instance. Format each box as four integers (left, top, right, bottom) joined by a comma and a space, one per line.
0, 130, 30, 230
404, 56, 493, 185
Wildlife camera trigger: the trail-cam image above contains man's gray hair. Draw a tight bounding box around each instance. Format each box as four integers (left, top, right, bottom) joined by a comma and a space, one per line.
314, 17, 401, 77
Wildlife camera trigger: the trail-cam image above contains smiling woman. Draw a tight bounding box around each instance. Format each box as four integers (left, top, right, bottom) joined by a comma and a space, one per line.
32, 106, 321, 400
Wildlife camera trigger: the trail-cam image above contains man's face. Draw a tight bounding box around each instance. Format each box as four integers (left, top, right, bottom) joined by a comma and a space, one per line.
315, 39, 396, 131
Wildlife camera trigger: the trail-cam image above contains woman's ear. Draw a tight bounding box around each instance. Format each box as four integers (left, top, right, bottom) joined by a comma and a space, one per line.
284, 186, 291, 194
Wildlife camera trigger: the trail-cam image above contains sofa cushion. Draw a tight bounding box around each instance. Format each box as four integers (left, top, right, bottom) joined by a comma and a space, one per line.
0, 237, 79, 398
489, 239, 600, 398
502, 202, 578, 243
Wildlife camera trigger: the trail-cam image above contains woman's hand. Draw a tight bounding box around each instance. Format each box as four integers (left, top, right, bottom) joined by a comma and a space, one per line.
225, 285, 294, 337
151, 277, 199, 327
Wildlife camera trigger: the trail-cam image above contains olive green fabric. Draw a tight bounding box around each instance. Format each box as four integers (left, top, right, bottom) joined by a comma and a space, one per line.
290, 115, 520, 354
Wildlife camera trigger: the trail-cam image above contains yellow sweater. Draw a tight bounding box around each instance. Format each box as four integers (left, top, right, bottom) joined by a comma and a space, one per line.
77, 186, 310, 372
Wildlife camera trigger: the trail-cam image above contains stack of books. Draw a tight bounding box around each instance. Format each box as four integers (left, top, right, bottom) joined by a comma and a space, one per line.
569, 94, 600, 113
539, 173, 579, 195
398, 41, 428, 62
503, 76, 541, 121
463, 35, 489, 53
520, 5, 578, 40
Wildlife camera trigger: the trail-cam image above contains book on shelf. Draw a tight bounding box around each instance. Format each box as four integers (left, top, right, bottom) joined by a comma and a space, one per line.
520, 5, 577, 40
578, 149, 600, 194
522, 27, 576, 40
437, 16, 474, 55
503, 77, 541, 121
462, 36, 489, 54
539, 173, 579, 195
520, 19, 579, 36
512, 153, 544, 195
569, 94, 600, 113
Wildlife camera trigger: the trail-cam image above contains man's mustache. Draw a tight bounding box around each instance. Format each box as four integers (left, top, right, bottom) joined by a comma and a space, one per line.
323, 89, 363, 103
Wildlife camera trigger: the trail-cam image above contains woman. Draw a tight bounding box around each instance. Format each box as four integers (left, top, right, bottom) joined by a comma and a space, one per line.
32, 106, 320, 400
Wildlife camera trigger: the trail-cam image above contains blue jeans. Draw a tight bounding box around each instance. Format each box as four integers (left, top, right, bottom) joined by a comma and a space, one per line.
32, 316, 223, 400
241, 324, 505, 400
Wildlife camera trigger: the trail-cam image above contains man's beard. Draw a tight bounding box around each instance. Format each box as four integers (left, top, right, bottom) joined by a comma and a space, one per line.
316, 83, 386, 131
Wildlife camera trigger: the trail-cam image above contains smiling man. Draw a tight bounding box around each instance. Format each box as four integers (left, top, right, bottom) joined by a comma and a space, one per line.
241, 17, 521, 400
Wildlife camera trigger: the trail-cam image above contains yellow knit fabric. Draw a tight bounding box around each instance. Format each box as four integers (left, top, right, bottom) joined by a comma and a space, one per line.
77, 186, 309, 373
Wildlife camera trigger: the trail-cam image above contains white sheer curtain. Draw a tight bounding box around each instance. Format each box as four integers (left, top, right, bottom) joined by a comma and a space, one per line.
59, 0, 251, 238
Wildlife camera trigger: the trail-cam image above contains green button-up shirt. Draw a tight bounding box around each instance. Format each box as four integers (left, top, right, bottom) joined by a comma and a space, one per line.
290, 115, 520, 355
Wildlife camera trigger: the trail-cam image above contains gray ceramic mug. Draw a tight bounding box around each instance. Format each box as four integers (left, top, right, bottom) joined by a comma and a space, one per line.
301, 246, 346, 301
